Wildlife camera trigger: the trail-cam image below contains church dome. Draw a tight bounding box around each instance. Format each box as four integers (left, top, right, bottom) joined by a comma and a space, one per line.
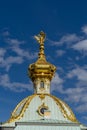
6, 94, 77, 123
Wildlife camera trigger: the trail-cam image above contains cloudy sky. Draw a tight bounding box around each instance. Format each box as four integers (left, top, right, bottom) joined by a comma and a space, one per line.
0, 0, 87, 126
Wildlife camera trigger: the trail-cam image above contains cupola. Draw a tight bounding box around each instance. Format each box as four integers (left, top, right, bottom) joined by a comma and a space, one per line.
28, 31, 56, 94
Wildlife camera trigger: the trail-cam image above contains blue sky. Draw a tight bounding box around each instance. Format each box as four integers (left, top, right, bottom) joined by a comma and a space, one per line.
0, 0, 87, 126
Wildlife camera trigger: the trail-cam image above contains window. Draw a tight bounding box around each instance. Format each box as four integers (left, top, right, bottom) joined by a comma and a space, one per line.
40, 81, 44, 88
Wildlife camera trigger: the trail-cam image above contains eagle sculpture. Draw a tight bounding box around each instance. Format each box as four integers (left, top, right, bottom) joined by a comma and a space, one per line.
34, 31, 46, 44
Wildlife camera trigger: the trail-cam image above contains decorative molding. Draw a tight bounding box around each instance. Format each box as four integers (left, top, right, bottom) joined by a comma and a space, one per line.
37, 103, 49, 116
39, 94, 45, 100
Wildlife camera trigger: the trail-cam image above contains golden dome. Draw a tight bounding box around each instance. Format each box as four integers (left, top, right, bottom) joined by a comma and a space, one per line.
28, 31, 56, 82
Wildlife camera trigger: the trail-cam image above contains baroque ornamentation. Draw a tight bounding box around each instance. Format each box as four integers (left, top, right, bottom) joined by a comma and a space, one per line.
37, 103, 49, 116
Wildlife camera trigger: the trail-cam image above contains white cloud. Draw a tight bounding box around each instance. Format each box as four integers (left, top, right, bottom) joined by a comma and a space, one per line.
72, 40, 87, 52
63, 66, 87, 112
0, 74, 33, 92
5, 37, 37, 60
5, 56, 23, 64
6, 38, 25, 45
64, 86, 87, 103
11, 45, 37, 60
82, 25, 87, 35
82, 116, 87, 120
0, 35, 37, 71
56, 50, 65, 56
58, 34, 80, 44
0, 56, 24, 71
2, 30, 10, 37
0, 48, 6, 56
48, 34, 80, 46
75, 103, 87, 113
75, 56, 80, 61
67, 67, 87, 81
51, 72, 64, 93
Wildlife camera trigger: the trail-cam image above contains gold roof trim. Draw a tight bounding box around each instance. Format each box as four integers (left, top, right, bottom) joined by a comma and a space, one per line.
4, 94, 78, 124
39, 94, 45, 100
49, 94, 78, 123
5, 94, 36, 123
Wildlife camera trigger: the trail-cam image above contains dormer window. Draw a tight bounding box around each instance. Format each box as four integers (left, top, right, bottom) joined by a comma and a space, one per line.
40, 81, 44, 88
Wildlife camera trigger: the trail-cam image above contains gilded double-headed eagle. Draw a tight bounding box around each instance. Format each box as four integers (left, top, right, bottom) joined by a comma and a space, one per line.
34, 31, 46, 44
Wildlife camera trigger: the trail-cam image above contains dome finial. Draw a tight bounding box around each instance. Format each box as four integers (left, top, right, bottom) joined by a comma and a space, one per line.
34, 31, 46, 59
34, 31, 46, 44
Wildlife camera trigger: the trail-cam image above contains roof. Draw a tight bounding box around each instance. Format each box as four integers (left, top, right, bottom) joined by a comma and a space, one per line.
2, 94, 78, 127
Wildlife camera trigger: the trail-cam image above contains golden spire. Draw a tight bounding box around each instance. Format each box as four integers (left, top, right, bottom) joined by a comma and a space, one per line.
28, 31, 56, 94
34, 31, 46, 59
